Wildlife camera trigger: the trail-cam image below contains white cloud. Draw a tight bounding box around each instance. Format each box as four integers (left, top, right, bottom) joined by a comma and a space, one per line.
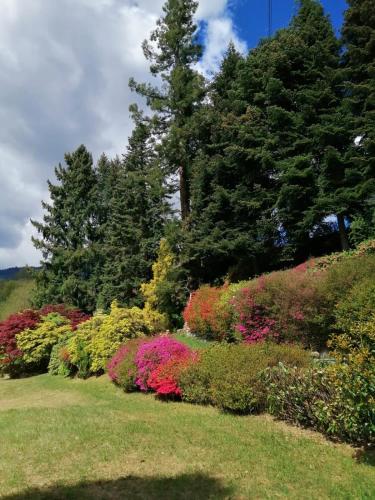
0, 0, 245, 268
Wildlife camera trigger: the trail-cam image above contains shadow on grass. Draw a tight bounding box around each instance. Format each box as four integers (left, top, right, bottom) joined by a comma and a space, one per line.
3, 473, 233, 500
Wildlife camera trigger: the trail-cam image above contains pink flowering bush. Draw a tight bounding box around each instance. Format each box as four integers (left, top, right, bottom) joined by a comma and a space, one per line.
135, 336, 191, 391
232, 289, 278, 344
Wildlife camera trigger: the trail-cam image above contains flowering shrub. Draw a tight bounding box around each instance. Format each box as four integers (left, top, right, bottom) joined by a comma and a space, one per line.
147, 351, 198, 397
0, 309, 40, 374
108, 338, 149, 391
16, 313, 71, 369
135, 336, 191, 391
232, 288, 278, 343
183, 285, 233, 341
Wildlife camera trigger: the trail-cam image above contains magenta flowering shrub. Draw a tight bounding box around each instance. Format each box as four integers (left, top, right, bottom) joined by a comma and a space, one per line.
232, 289, 278, 344
135, 336, 191, 391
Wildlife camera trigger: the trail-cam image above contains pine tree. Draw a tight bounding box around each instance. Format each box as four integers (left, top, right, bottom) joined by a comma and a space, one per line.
257, 0, 343, 259
32, 145, 99, 311
129, 0, 205, 220
315, 0, 375, 248
184, 43, 279, 283
98, 119, 169, 309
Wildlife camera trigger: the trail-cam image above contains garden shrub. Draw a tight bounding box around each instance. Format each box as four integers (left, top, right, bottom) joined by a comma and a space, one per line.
180, 343, 310, 413
135, 336, 191, 391
16, 313, 71, 370
183, 285, 234, 341
237, 268, 330, 348
38, 304, 90, 330
107, 338, 148, 391
147, 350, 198, 397
264, 362, 375, 446
48, 336, 73, 377
0, 309, 40, 375
334, 278, 375, 334
67, 301, 163, 375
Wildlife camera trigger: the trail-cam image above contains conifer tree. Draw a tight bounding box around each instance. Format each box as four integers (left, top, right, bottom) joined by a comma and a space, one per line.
32, 145, 99, 311
315, 0, 375, 248
129, 0, 205, 220
185, 43, 279, 282
98, 119, 169, 309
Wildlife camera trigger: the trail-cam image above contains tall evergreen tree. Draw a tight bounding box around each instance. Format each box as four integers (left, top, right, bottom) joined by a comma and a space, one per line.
32, 145, 99, 311
98, 119, 169, 309
129, 0, 205, 220
254, 0, 343, 259
314, 0, 375, 249
184, 43, 280, 283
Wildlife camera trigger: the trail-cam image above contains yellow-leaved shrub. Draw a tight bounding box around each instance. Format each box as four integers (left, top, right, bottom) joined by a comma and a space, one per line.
16, 313, 71, 368
67, 301, 166, 374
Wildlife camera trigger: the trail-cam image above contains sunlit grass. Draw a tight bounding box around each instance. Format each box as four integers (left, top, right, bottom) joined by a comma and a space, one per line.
0, 280, 34, 321
0, 374, 374, 499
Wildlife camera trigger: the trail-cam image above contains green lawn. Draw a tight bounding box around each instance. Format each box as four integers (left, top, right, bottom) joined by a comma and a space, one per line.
0, 375, 374, 499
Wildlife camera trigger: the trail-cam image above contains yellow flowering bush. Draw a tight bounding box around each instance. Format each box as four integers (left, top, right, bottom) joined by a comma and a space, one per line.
16, 313, 71, 368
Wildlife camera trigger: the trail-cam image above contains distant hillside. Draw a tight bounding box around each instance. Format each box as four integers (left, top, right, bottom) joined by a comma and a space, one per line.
0, 278, 35, 321
0, 267, 39, 281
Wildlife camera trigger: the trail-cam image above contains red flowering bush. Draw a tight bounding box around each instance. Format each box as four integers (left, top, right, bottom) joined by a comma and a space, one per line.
183, 285, 233, 341
135, 336, 191, 391
147, 351, 198, 397
0, 310, 40, 374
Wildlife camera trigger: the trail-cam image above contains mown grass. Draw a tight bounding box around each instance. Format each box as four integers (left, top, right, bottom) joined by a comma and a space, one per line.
0, 375, 374, 499
0, 280, 34, 321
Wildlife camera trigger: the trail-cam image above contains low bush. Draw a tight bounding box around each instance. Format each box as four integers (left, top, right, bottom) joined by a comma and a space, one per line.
147, 351, 198, 397
135, 336, 191, 391
48, 336, 73, 377
107, 338, 147, 391
180, 343, 310, 413
16, 313, 71, 370
264, 362, 375, 446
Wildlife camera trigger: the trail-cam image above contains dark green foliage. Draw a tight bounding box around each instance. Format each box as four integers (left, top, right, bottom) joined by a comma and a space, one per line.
98, 119, 169, 310
264, 363, 375, 445
32, 145, 99, 312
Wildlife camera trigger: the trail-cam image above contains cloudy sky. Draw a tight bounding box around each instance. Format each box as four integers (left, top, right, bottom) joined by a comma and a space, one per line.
0, 0, 346, 269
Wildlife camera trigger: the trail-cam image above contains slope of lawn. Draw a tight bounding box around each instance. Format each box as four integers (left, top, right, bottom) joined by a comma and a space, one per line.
0, 279, 34, 321
0, 375, 374, 499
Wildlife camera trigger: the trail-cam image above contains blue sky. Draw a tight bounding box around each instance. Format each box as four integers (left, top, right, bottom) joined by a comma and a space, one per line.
232, 0, 347, 47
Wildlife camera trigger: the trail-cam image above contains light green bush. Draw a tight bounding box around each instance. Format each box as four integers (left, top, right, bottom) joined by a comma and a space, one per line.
67, 301, 165, 375
16, 313, 71, 369
180, 343, 310, 413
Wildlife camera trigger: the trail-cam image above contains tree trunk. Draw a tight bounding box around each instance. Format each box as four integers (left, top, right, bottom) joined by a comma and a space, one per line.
337, 213, 349, 251
179, 166, 190, 220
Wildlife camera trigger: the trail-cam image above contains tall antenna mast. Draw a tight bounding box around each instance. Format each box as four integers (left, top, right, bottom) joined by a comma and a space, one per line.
268, 0, 272, 37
